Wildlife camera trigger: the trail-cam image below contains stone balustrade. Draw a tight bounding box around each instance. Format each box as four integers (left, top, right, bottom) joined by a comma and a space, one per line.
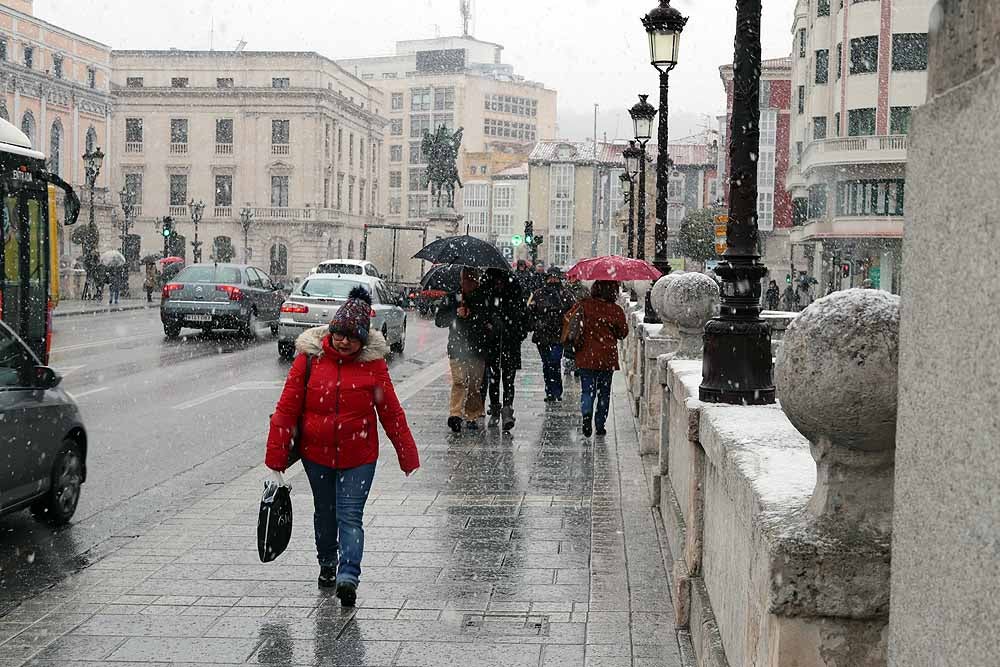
622, 285, 900, 667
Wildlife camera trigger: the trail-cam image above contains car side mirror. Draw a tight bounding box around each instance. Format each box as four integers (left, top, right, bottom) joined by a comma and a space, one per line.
35, 366, 61, 390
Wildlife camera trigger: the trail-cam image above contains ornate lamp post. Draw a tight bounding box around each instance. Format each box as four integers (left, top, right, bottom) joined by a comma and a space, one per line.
628, 95, 655, 262
622, 141, 641, 258
82, 146, 104, 299
119, 185, 136, 258
239, 205, 255, 264
189, 199, 205, 263
699, 0, 775, 405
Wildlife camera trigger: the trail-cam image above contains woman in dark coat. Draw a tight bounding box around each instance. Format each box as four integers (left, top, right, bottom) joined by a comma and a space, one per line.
480, 269, 528, 431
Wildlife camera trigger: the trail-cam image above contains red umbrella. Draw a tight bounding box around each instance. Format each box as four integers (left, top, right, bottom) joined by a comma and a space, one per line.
158, 256, 184, 266
565, 255, 662, 282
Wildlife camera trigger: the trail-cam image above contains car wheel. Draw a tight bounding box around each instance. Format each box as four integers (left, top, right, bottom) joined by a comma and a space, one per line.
391, 320, 406, 354
31, 440, 84, 526
240, 310, 260, 339
278, 341, 295, 361
164, 322, 182, 339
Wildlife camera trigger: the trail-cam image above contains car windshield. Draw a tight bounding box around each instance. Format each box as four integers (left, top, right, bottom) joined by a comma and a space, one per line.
174, 266, 243, 284
316, 264, 363, 275
296, 278, 367, 299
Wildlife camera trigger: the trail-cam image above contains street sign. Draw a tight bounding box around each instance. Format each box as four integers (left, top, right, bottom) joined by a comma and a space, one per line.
511, 234, 523, 247
714, 214, 727, 255
501, 246, 514, 260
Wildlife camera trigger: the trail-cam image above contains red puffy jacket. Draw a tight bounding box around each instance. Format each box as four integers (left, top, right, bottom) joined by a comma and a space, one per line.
265, 327, 419, 473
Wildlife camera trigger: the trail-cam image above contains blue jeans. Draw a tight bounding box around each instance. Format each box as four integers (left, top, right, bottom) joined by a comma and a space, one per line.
580, 369, 613, 430
302, 459, 376, 586
108, 283, 120, 305
538, 344, 564, 399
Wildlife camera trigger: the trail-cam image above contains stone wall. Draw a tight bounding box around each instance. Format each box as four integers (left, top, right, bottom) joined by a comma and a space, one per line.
889, 1, 1000, 664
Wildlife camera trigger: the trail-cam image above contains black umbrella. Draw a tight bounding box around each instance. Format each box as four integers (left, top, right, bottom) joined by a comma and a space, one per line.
413, 235, 511, 271
421, 264, 464, 292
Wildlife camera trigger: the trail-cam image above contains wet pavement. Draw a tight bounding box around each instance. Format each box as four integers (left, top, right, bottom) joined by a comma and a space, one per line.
0, 337, 682, 666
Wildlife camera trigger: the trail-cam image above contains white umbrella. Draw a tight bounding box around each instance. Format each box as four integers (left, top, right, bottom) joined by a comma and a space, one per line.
100, 249, 126, 267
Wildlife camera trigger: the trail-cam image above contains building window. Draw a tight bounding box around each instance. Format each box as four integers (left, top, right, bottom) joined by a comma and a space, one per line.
493, 185, 513, 209
323, 178, 330, 208
550, 234, 572, 267
170, 119, 189, 145
466, 211, 488, 235
551, 199, 573, 233
169, 174, 188, 207
23, 46, 32, 69
798, 29, 807, 58
391, 93, 404, 110
836, 43, 843, 79
797, 86, 805, 114
390, 119, 403, 136
409, 142, 428, 164
847, 108, 876, 136
890, 107, 912, 135
348, 179, 355, 213
383, 72, 397, 80
836, 179, 905, 216
126, 77, 144, 88
389, 196, 402, 214
271, 175, 289, 207
410, 115, 431, 138
407, 195, 429, 218
324, 124, 331, 157
493, 212, 512, 237
270, 244, 288, 277
389, 171, 402, 188
757, 191, 774, 230
87, 67, 97, 89
551, 164, 574, 200
171, 77, 189, 88
892, 33, 928, 71
796, 141, 803, 164
815, 49, 829, 84
433, 114, 454, 131
124, 173, 143, 205
272, 119, 290, 145
434, 87, 455, 111
216, 77, 234, 88
0, 38, 6, 61
337, 128, 343, 159
408, 168, 427, 191
215, 175, 233, 207
817, 0, 830, 16
834, 112, 841, 136
272, 77, 290, 89
48, 121, 61, 175
125, 118, 143, 144
667, 173, 686, 200
53, 54, 63, 79
390, 145, 403, 162
850, 36, 879, 74
410, 88, 431, 111
348, 133, 354, 166
216, 118, 234, 145
813, 116, 828, 140
808, 184, 828, 218
464, 183, 490, 209
337, 175, 343, 210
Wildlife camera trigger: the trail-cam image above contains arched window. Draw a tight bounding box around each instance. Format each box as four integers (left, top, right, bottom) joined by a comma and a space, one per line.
0, 103, 9, 122
20, 112, 35, 145
85, 126, 97, 153
347, 239, 355, 259
49, 121, 62, 175
213, 236, 234, 262
270, 243, 288, 277
337, 239, 343, 257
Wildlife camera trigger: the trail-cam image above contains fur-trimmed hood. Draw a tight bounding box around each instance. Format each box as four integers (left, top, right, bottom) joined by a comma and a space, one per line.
295, 326, 389, 362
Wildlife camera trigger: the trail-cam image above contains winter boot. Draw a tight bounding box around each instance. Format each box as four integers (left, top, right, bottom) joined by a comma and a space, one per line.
318, 566, 336, 588
501, 406, 516, 432
447, 416, 462, 433
335, 581, 357, 607
465, 420, 479, 431
582, 414, 593, 438
488, 405, 501, 428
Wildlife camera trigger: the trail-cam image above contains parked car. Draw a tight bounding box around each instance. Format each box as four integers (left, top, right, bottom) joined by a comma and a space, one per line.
309, 258, 384, 279
0, 321, 87, 525
277, 275, 406, 360
160, 263, 285, 339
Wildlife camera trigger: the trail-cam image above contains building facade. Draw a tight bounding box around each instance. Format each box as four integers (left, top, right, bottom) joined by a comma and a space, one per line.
785, 0, 931, 294
110, 50, 386, 281
720, 57, 795, 280
652, 140, 720, 261
0, 0, 113, 261
338, 36, 557, 227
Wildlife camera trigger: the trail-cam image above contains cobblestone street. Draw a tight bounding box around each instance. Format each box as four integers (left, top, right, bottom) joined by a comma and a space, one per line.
0, 350, 682, 666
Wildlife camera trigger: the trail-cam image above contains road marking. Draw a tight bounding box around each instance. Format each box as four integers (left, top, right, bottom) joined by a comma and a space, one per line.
172, 381, 285, 410
54, 364, 87, 377
67, 386, 109, 400
52, 335, 137, 353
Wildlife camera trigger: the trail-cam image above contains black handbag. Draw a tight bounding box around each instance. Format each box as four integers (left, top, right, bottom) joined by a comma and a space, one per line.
257, 481, 293, 562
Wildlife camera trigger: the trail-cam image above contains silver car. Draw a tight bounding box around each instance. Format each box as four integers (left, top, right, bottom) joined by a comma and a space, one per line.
0, 321, 87, 525
277, 276, 407, 360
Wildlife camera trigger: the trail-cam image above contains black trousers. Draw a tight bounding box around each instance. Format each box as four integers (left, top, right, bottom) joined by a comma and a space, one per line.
481, 357, 517, 409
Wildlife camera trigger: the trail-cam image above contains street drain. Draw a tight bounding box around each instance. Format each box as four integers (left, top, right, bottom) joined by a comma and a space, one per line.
460, 613, 550, 637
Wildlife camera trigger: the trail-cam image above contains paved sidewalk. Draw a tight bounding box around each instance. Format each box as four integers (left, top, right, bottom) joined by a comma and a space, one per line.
53, 298, 160, 319
0, 348, 682, 666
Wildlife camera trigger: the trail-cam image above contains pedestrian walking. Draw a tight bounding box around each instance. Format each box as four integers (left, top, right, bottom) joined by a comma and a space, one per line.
527, 266, 577, 402
108, 265, 125, 305
435, 267, 492, 433
765, 280, 780, 311
562, 280, 629, 438
143, 264, 158, 303
796, 276, 814, 311
265, 285, 420, 607
781, 283, 797, 311
514, 259, 534, 295
480, 269, 528, 431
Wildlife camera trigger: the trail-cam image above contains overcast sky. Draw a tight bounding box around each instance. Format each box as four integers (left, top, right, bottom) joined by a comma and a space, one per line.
37, 0, 795, 142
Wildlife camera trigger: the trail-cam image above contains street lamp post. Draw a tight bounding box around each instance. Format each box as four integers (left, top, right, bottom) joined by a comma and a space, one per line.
119, 185, 136, 258
82, 146, 104, 300
622, 141, 641, 258
189, 199, 205, 263
629, 95, 656, 263
239, 205, 254, 264
698, 0, 775, 405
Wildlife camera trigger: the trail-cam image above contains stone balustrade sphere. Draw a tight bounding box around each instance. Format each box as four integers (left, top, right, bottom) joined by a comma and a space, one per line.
776, 289, 900, 452
649, 272, 680, 321
654, 272, 720, 332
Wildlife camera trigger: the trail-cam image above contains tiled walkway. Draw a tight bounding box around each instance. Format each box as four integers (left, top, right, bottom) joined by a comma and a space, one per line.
0, 348, 682, 666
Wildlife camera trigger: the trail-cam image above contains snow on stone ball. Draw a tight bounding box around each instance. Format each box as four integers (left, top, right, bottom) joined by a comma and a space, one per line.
658, 272, 719, 331
776, 288, 900, 452
649, 273, 680, 322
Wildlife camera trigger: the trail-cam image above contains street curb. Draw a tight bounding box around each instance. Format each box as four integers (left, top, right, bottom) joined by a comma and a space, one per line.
53, 303, 161, 319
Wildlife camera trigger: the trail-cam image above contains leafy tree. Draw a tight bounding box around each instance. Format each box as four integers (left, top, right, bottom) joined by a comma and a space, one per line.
677, 208, 718, 263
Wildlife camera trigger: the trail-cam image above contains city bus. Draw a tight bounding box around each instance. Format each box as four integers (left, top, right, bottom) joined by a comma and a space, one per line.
0, 118, 81, 364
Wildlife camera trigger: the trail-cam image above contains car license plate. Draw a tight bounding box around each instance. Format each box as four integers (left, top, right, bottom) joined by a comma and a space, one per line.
186, 314, 212, 322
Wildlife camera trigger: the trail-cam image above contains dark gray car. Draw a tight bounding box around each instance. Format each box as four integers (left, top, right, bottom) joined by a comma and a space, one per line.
160, 263, 286, 338
0, 321, 87, 525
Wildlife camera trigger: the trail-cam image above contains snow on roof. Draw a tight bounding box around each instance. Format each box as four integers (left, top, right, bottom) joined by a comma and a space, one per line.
494, 163, 528, 178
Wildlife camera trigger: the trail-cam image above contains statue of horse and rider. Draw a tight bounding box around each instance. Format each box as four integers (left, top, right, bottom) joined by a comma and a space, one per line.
422, 125, 464, 209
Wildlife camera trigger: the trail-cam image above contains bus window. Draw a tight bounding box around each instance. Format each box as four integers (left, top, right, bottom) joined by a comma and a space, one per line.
3, 195, 17, 281
27, 197, 46, 285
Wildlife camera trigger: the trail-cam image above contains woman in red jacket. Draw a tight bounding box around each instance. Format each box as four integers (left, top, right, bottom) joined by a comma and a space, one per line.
265, 286, 419, 606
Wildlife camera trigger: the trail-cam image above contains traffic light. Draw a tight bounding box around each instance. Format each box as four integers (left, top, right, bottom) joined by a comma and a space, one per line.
841, 263, 851, 278
523, 220, 534, 245
161, 216, 174, 239
785, 273, 792, 285
534, 234, 544, 246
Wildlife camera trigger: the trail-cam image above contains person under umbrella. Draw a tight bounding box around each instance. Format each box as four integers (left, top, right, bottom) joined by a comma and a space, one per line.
527, 266, 577, 402
435, 267, 492, 433
479, 269, 528, 431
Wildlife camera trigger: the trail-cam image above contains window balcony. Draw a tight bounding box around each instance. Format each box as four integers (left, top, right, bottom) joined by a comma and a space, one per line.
214, 206, 233, 218
124, 142, 143, 153
215, 143, 234, 155
169, 142, 188, 155
271, 144, 290, 156
800, 135, 908, 173
168, 205, 188, 217
248, 207, 347, 225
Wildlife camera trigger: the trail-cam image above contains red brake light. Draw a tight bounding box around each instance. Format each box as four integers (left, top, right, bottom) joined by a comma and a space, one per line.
281, 303, 309, 314
161, 283, 184, 300
216, 285, 244, 301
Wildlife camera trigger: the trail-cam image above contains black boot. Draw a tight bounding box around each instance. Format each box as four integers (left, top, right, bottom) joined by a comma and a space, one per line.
318, 566, 336, 588
501, 406, 516, 432
447, 416, 462, 433
582, 414, 593, 438
336, 581, 357, 607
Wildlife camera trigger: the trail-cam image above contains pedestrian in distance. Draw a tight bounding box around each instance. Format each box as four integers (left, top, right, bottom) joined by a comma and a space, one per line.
143, 263, 158, 303
765, 280, 780, 311
781, 282, 798, 311
527, 266, 577, 402
514, 259, 534, 296
562, 280, 629, 438
435, 267, 492, 433
479, 269, 529, 431
108, 265, 125, 306
265, 285, 420, 606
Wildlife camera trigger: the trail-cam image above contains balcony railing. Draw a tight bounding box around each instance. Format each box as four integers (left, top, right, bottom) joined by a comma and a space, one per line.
249, 207, 355, 225
271, 144, 290, 156
213, 206, 233, 218
169, 142, 188, 154
801, 134, 908, 170
168, 205, 188, 217
215, 143, 234, 155
124, 142, 143, 153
